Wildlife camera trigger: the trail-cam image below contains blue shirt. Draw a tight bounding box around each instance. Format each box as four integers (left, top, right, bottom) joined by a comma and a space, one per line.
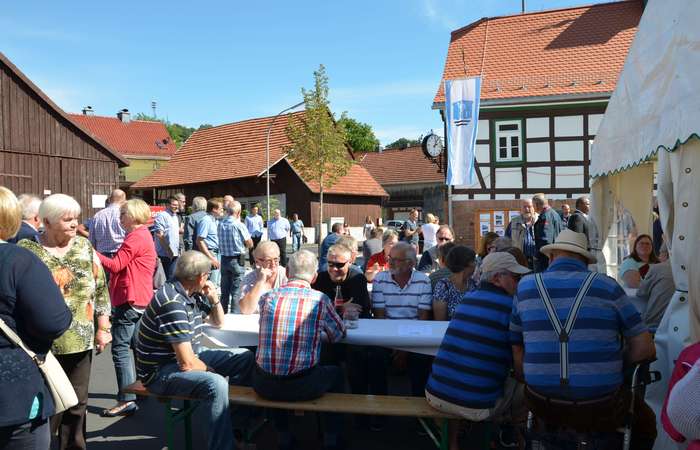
245, 213, 264, 239
154, 209, 180, 257
291, 219, 304, 234
196, 214, 219, 252
268, 217, 290, 240
318, 233, 340, 272
218, 216, 251, 256
510, 257, 647, 400
426, 282, 514, 409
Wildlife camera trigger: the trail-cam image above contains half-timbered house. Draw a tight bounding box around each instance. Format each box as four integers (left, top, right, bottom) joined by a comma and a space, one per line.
433, 1, 643, 248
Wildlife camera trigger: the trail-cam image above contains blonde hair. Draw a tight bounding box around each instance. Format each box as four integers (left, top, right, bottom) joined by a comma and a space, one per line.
425, 213, 435, 224
0, 186, 21, 240
39, 194, 81, 225
122, 199, 151, 225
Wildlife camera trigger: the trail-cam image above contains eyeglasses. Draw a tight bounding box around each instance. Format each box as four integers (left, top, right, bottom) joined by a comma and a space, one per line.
328, 261, 349, 269
256, 258, 280, 265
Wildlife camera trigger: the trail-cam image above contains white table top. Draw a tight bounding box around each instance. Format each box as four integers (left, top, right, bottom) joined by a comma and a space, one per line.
203, 314, 448, 355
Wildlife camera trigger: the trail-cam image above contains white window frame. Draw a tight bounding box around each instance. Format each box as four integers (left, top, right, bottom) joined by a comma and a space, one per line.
494, 119, 524, 163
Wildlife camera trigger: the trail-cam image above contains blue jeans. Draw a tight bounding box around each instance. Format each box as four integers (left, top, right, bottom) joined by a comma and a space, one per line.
208, 251, 221, 287
111, 304, 142, 402
159, 255, 179, 281
146, 349, 254, 450
0, 419, 50, 450
291, 233, 303, 252
221, 255, 245, 314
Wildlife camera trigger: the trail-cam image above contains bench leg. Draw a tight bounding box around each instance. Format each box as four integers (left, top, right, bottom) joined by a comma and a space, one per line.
440, 419, 448, 450
184, 400, 193, 450
165, 403, 175, 450
163, 400, 197, 450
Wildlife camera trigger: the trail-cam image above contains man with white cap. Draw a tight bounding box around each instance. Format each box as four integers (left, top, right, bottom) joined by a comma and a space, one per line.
426, 252, 530, 450
510, 229, 657, 448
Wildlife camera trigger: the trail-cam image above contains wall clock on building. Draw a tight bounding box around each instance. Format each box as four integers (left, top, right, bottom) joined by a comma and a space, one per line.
422, 133, 443, 158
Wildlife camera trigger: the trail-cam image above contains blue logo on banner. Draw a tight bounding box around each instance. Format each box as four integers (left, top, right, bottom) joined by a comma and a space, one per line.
451, 100, 473, 126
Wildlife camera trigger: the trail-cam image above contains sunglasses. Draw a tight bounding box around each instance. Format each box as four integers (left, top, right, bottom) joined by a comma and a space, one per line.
328, 261, 349, 269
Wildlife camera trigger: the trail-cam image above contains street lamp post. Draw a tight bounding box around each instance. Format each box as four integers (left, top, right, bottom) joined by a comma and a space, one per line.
265, 101, 305, 228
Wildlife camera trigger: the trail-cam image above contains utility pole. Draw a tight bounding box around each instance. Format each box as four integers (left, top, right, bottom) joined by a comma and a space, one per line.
151, 101, 157, 118
522, 0, 526, 13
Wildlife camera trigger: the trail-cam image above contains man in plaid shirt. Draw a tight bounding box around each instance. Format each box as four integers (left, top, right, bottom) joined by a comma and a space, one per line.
253, 249, 346, 450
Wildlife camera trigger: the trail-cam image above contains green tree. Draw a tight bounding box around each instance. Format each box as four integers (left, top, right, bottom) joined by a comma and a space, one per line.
337, 113, 379, 152
384, 137, 421, 150
285, 64, 352, 240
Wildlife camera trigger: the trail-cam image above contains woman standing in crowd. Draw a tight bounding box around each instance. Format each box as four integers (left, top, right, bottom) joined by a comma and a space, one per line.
362, 216, 375, 241
365, 229, 399, 282
432, 245, 476, 321
0, 187, 72, 450
290, 213, 304, 253
619, 234, 659, 288
421, 213, 440, 251
19, 194, 111, 450
472, 232, 499, 285
97, 199, 156, 417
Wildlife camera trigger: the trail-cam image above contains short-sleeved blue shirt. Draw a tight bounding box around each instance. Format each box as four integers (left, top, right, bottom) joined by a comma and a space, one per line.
195, 214, 219, 252
510, 257, 647, 400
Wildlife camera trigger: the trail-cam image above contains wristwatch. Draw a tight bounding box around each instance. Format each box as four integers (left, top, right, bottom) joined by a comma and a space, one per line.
99, 327, 112, 333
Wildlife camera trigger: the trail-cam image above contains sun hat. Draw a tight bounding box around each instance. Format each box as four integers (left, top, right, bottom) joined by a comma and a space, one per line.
480, 252, 531, 275
540, 229, 597, 264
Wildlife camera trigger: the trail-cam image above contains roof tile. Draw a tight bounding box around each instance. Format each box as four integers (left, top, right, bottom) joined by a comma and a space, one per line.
359, 146, 444, 185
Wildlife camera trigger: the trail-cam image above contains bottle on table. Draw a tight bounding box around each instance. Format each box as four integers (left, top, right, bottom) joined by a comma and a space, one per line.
334, 285, 344, 314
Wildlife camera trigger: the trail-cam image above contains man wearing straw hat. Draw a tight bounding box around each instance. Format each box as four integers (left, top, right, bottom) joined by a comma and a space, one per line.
510, 229, 657, 448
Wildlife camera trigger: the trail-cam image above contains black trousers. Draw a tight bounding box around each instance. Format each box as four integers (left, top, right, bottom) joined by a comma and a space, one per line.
272, 237, 287, 267
51, 350, 92, 450
248, 235, 262, 266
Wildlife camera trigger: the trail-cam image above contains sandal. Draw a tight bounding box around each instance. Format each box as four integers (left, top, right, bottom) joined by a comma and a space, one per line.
101, 401, 138, 417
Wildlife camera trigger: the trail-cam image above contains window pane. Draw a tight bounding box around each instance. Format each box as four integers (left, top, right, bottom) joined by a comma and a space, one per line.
511, 136, 519, 147
500, 148, 508, 159
499, 124, 519, 131
512, 147, 519, 158
499, 137, 507, 147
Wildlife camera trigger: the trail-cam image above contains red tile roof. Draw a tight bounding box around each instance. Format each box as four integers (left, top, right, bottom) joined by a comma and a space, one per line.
68, 114, 177, 158
132, 112, 387, 197
434, 1, 643, 106
359, 146, 444, 185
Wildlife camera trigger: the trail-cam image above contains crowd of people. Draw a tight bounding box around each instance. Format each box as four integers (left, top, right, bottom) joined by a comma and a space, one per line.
0, 185, 696, 450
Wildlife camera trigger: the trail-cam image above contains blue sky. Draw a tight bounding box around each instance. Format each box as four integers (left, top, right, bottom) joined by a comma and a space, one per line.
2, 0, 608, 146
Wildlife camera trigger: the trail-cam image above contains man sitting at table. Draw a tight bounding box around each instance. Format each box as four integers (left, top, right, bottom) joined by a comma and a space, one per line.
425, 252, 530, 450
372, 241, 433, 397
135, 251, 255, 450
238, 241, 288, 314
253, 250, 347, 450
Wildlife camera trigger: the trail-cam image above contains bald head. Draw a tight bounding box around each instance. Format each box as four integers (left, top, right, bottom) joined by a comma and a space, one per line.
110, 189, 126, 205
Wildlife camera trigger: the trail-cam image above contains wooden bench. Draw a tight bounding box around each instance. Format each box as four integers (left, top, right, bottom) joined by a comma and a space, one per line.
124, 381, 455, 450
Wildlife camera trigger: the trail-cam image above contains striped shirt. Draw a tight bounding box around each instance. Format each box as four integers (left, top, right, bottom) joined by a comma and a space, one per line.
135, 281, 212, 385
256, 280, 345, 376
510, 257, 647, 400
89, 204, 125, 254
218, 216, 250, 256
371, 269, 432, 319
426, 282, 514, 409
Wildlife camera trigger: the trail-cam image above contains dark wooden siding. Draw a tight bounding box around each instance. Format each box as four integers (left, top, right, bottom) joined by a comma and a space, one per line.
0, 60, 120, 219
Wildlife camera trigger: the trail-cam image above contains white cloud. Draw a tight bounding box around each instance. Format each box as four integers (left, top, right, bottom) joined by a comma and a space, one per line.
420, 0, 464, 30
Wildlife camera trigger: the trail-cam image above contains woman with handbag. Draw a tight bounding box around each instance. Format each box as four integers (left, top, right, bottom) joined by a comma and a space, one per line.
0, 186, 72, 449
19, 194, 111, 450
96, 199, 156, 417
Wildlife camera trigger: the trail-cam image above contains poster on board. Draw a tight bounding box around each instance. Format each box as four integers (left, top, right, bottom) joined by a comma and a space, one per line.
494, 211, 505, 227
480, 222, 490, 236
509, 210, 519, 221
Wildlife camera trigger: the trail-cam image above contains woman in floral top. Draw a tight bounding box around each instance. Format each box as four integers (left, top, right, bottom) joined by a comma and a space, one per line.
432, 245, 477, 321
19, 194, 111, 450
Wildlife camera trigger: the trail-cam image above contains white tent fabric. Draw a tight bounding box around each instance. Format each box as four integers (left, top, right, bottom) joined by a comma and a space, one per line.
590, 1, 700, 449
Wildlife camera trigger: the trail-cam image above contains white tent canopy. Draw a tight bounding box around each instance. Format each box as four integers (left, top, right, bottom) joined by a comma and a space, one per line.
590, 1, 700, 448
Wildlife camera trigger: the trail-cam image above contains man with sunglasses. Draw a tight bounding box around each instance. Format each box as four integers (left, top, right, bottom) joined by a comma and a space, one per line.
417, 225, 455, 274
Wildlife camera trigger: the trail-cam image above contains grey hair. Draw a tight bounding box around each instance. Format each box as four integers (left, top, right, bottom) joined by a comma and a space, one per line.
392, 241, 417, 264
39, 194, 81, 224
382, 229, 399, 246
225, 200, 242, 216
192, 196, 207, 212
480, 270, 509, 284
327, 244, 352, 260
254, 241, 280, 258
532, 194, 546, 207
336, 235, 357, 252
17, 194, 41, 220
494, 237, 513, 251
287, 250, 317, 282
175, 250, 211, 281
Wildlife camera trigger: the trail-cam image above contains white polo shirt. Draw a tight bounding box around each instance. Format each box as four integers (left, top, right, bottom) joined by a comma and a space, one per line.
371, 269, 432, 319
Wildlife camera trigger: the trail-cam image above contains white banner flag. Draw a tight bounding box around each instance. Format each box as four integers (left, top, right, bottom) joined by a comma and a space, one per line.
445, 77, 481, 186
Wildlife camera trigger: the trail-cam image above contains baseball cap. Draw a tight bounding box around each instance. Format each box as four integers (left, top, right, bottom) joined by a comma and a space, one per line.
480, 252, 531, 275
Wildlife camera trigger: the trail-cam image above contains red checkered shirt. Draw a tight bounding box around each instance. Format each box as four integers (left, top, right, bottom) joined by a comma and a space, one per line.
256, 279, 346, 376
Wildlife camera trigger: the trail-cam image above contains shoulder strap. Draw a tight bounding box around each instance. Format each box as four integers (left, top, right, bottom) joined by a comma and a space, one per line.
0, 317, 37, 359
534, 272, 597, 385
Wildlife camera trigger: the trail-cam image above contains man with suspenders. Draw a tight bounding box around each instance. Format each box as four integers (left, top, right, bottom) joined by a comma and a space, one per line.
510, 230, 657, 448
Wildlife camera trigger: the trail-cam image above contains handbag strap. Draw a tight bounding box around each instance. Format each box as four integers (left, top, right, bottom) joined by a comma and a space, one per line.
0, 317, 39, 360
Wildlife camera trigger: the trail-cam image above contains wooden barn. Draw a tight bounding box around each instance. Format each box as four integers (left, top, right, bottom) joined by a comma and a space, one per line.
0, 52, 128, 218
132, 111, 387, 227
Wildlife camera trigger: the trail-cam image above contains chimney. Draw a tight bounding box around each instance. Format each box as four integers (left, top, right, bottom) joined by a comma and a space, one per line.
82, 105, 94, 116
117, 108, 131, 123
